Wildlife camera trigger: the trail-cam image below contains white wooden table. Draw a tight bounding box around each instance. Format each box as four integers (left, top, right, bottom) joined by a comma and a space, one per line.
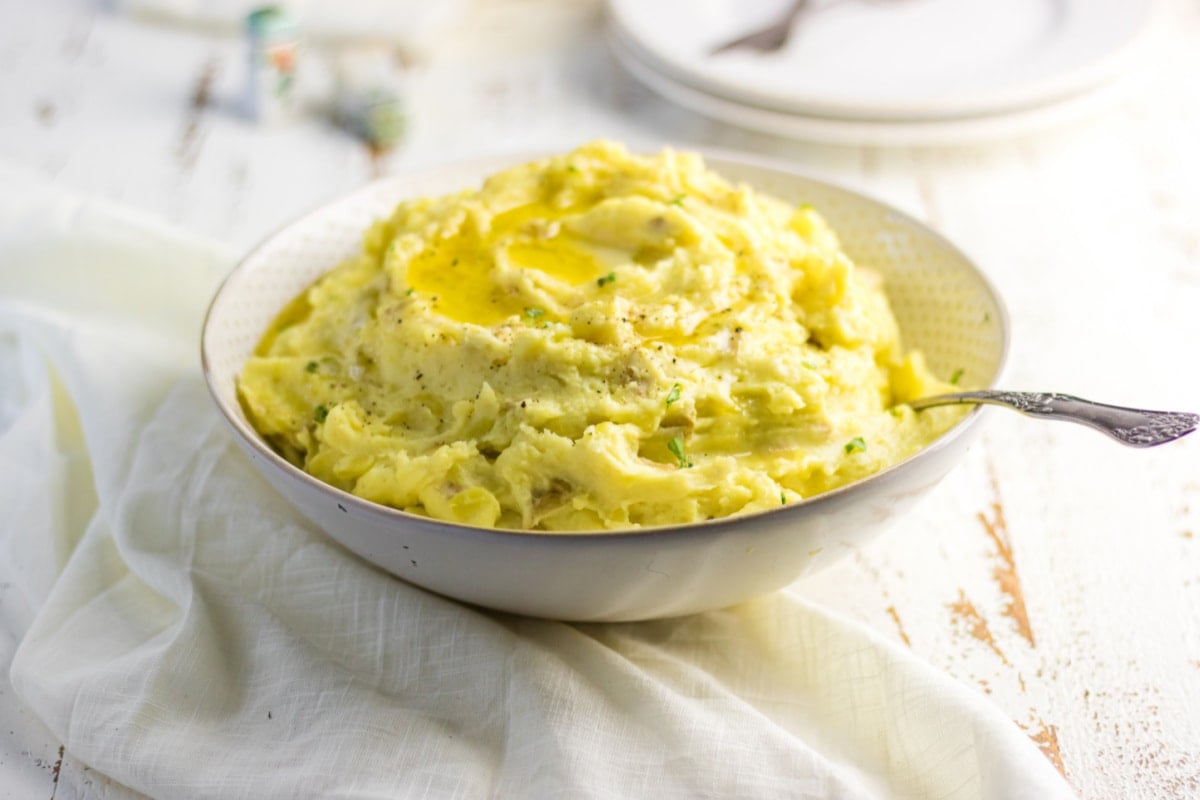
2, 0, 1198, 797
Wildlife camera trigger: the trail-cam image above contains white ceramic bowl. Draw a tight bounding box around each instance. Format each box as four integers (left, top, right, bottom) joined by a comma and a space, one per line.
201, 150, 1008, 622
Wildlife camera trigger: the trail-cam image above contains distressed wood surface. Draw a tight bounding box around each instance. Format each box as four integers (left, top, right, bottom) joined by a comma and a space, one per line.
1, 0, 1198, 797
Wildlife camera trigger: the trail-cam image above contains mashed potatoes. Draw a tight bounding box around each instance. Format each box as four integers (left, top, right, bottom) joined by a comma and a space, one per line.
238, 141, 958, 531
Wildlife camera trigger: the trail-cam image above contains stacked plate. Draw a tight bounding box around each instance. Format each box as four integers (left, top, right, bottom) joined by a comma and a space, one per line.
607, 0, 1157, 146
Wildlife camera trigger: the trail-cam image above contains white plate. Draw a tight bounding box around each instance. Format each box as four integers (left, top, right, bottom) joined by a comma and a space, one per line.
609, 27, 1140, 147
608, 0, 1154, 121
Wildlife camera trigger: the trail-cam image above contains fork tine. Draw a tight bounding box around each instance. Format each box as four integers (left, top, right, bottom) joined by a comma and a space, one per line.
708, 0, 810, 55
710, 27, 787, 55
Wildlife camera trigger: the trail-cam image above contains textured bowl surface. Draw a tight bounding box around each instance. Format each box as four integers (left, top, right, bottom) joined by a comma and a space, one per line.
202, 150, 1009, 621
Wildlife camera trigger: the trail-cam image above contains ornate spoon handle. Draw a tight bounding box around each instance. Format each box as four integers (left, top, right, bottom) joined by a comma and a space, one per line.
907, 391, 1199, 448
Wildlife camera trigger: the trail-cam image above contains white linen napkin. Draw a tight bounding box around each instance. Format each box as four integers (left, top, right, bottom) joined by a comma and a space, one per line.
0, 166, 1075, 800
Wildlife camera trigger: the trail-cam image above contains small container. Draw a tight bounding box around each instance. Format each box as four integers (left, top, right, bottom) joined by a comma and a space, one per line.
244, 6, 301, 123
333, 45, 408, 153
342, 85, 407, 152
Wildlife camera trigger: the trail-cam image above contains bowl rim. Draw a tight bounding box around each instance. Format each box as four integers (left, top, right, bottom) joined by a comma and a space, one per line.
201, 146, 1011, 544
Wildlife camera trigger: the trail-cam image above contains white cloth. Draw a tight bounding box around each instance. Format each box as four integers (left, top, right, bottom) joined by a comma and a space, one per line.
0, 167, 1076, 800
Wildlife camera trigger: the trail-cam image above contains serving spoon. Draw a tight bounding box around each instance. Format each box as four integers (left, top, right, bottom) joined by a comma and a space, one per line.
908, 391, 1198, 448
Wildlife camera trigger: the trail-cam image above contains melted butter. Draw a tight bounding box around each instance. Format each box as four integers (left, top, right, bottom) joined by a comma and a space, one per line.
504, 236, 603, 286
255, 289, 313, 355
405, 240, 522, 326
489, 201, 566, 233
405, 201, 609, 326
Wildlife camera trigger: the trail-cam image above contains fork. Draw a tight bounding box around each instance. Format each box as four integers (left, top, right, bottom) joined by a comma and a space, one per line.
709, 0, 811, 55
908, 391, 1199, 448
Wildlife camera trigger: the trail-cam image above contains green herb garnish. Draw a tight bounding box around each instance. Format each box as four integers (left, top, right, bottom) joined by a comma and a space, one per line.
950, 368, 964, 385
844, 436, 866, 455
305, 360, 319, 373
405, 287, 415, 296
665, 383, 681, 407
669, 194, 686, 206
780, 492, 787, 506
667, 435, 693, 468
314, 404, 329, 423
803, 360, 819, 370
524, 307, 545, 321
597, 271, 616, 287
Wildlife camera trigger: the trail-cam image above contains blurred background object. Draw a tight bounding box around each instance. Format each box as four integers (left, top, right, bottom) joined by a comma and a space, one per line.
331, 44, 408, 155
607, 0, 1158, 145
242, 6, 300, 122
111, 0, 466, 54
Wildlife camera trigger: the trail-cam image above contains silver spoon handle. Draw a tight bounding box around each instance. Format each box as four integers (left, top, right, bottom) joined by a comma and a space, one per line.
908, 391, 1199, 448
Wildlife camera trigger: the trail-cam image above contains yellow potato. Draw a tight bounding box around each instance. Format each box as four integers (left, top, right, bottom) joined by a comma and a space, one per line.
238, 141, 960, 531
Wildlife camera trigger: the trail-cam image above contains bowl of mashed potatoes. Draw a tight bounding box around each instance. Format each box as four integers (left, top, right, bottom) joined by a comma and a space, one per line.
202, 141, 1007, 620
